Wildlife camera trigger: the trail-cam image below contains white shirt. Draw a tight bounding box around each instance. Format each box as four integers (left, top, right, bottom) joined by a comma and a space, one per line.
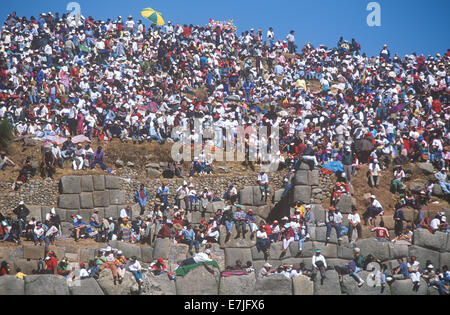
348, 213, 361, 225
430, 218, 440, 230
312, 254, 327, 269
193, 252, 212, 263
128, 260, 142, 272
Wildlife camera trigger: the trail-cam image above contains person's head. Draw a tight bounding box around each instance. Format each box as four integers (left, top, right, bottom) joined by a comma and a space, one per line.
264, 262, 272, 270
443, 265, 448, 272
397, 258, 403, 264
354, 248, 361, 256
15, 267, 21, 273
97, 146, 102, 152
411, 256, 416, 262
379, 220, 385, 227
246, 261, 253, 268
157, 257, 165, 265
315, 249, 321, 256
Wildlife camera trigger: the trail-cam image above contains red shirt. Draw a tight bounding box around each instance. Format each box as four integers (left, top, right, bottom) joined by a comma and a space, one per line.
371, 227, 389, 238
46, 257, 58, 273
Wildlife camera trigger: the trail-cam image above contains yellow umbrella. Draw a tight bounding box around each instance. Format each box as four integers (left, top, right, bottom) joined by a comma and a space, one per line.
141, 8, 165, 26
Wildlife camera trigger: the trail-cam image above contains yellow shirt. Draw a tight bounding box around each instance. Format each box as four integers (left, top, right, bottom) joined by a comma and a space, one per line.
16, 272, 26, 280
295, 206, 305, 216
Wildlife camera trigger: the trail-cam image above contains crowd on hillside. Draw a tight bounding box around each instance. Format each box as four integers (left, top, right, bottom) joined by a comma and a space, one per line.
0, 10, 449, 294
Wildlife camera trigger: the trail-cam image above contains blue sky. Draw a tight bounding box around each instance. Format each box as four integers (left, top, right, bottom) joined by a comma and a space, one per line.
1, 0, 449, 57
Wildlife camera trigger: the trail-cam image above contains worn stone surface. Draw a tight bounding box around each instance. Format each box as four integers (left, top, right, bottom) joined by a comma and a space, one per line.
153, 238, 171, 260
60, 176, 82, 194
141, 273, 176, 295
341, 271, 390, 295
93, 191, 110, 207
58, 194, 80, 209
414, 229, 448, 251
254, 274, 292, 295
109, 190, 126, 205
292, 275, 314, 295
79, 193, 94, 209
81, 175, 94, 192
219, 225, 256, 248
92, 175, 105, 191
105, 176, 121, 190
219, 273, 257, 295
23, 245, 45, 260
291, 186, 311, 204
0, 275, 25, 295
313, 270, 341, 295
224, 248, 252, 268
69, 278, 105, 295
97, 270, 138, 295
390, 278, 428, 295
355, 238, 391, 262
409, 246, 440, 268
175, 264, 220, 295
25, 275, 70, 295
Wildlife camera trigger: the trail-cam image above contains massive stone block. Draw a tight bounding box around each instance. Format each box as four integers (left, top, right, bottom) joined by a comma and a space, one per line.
0, 276, 25, 295
25, 275, 70, 295
341, 271, 390, 295
390, 278, 428, 295
109, 190, 126, 205
80, 193, 94, 209
312, 242, 337, 258
92, 175, 105, 191
105, 176, 121, 190
413, 229, 448, 251
291, 186, 311, 204
311, 204, 324, 224
219, 273, 257, 295
313, 270, 341, 295
293, 275, 314, 295
355, 238, 390, 262
93, 191, 110, 207
104, 205, 119, 220
335, 195, 353, 214
81, 175, 94, 192
69, 278, 105, 295
293, 170, 309, 186
409, 246, 440, 268
153, 238, 170, 260
239, 186, 254, 206
58, 194, 80, 209
224, 248, 252, 268
254, 274, 292, 295
60, 176, 81, 194
175, 264, 220, 295
219, 225, 256, 248
23, 245, 45, 260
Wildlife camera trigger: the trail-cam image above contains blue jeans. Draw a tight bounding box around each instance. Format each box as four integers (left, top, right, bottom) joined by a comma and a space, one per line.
298, 237, 306, 251
34, 234, 44, 243
91, 160, 107, 170
225, 220, 234, 232
256, 238, 270, 252
326, 223, 341, 239
439, 182, 450, 194
182, 238, 199, 251
131, 270, 143, 282
351, 266, 362, 282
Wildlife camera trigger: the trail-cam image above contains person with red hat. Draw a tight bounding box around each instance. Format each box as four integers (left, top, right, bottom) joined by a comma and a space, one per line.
269, 220, 280, 242
45, 251, 58, 275
151, 257, 168, 276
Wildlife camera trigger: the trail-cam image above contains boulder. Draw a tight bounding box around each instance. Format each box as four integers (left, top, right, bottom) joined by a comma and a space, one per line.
224, 248, 253, 268
105, 176, 121, 190
81, 175, 94, 192
219, 225, 256, 248
239, 186, 254, 206
60, 176, 82, 194
409, 181, 426, 194
388, 243, 410, 259
58, 194, 80, 209
153, 238, 170, 260
24, 275, 70, 295
109, 190, 125, 205
253, 205, 272, 220
252, 186, 267, 207
418, 163, 435, 175
355, 238, 390, 262
23, 245, 45, 260
310, 170, 320, 186
0, 275, 25, 295
115, 242, 143, 260
79, 193, 94, 209
141, 273, 176, 295
274, 189, 286, 204
440, 252, 450, 269
146, 168, 162, 179
337, 245, 355, 260
313, 270, 341, 295
414, 229, 447, 251
115, 160, 124, 168
219, 273, 257, 295
341, 271, 390, 295
390, 278, 428, 295
69, 278, 105, 295
175, 263, 221, 295
92, 175, 105, 191
311, 204, 324, 224
141, 247, 154, 263
312, 242, 337, 258
168, 244, 189, 266
293, 170, 309, 186
292, 275, 314, 295
93, 191, 110, 207
291, 186, 311, 204
409, 246, 440, 268
432, 184, 444, 197
254, 274, 292, 295
335, 195, 353, 214
289, 239, 313, 258
96, 270, 139, 295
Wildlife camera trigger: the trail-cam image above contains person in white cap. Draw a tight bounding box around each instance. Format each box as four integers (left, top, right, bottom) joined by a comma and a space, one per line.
257, 262, 273, 279
367, 195, 383, 226
368, 158, 381, 188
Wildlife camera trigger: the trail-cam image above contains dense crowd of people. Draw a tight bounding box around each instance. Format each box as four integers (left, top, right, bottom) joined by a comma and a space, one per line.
0, 10, 449, 294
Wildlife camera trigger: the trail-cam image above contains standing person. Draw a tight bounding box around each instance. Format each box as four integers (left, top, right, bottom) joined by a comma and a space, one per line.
258, 172, 269, 202
407, 256, 421, 292
13, 201, 29, 237
286, 30, 296, 54
393, 206, 406, 238
347, 209, 362, 243
311, 249, 327, 285
303, 205, 314, 238
325, 207, 342, 245
368, 159, 381, 188
135, 184, 149, 215
44, 222, 58, 253
342, 147, 353, 183
90, 146, 107, 171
